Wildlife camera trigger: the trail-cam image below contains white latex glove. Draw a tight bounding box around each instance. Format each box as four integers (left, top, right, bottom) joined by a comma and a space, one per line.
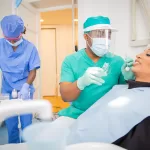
77, 67, 107, 90
121, 57, 135, 80
18, 83, 30, 100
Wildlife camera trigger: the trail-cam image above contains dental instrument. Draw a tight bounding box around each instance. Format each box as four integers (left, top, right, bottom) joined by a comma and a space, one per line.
124, 54, 130, 72
102, 63, 109, 73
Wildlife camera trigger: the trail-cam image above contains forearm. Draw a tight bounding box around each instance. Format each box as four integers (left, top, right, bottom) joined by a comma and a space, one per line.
60, 81, 81, 102
26, 69, 36, 85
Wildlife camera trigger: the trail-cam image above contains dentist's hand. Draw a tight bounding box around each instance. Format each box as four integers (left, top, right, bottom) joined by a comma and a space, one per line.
18, 83, 30, 100
121, 57, 135, 80
77, 67, 107, 90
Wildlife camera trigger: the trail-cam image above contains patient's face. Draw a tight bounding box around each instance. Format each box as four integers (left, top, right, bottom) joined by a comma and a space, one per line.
132, 48, 150, 76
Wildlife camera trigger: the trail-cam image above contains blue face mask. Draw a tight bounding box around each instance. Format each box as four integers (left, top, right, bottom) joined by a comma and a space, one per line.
90, 38, 111, 57
87, 37, 111, 57
6, 38, 23, 47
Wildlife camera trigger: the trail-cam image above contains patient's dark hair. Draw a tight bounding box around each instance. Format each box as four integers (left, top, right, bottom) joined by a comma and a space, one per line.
22, 26, 26, 34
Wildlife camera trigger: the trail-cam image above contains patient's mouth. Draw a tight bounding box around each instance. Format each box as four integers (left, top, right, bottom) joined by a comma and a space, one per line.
134, 60, 140, 65
134, 61, 140, 65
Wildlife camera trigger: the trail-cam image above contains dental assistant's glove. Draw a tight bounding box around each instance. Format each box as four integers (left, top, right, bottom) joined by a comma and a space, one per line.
121, 57, 135, 81
77, 67, 107, 90
18, 83, 30, 100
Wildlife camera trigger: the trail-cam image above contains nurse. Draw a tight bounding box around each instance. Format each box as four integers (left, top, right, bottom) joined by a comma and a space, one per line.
0, 15, 40, 143
59, 16, 127, 119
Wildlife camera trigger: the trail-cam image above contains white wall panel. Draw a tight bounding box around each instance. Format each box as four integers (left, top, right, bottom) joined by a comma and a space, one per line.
17, 5, 37, 32
0, 0, 13, 38
78, 0, 150, 58
0, 0, 13, 92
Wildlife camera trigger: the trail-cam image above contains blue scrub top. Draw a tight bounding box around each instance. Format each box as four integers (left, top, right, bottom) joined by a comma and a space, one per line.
0, 38, 40, 94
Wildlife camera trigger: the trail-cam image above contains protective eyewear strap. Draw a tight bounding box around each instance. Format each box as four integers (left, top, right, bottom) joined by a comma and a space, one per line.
105, 30, 109, 49
4, 34, 22, 40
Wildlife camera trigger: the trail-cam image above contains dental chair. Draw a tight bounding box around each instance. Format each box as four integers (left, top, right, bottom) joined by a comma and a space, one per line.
66, 143, 126, 150
0, 99, 52, 150
1, 143, 27, 150
0, 99, 126, 150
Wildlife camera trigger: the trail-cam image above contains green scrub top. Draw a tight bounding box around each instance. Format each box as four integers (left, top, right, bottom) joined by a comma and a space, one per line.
58, 49, 126, 119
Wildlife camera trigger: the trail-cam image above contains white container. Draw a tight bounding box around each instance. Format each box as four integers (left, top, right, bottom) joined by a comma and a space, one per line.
11, 89, 18, 99
23, 122, 70, 150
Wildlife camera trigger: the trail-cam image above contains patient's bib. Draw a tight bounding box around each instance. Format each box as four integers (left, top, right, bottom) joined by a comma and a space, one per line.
68, 85, 150, 144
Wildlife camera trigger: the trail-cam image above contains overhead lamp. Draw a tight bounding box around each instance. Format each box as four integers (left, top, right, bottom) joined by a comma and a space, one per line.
40, 19, 44, 22
74, 19, 78, 22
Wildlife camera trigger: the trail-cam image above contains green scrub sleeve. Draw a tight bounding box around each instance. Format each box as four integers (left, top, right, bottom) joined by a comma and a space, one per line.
60, 57, 75, 83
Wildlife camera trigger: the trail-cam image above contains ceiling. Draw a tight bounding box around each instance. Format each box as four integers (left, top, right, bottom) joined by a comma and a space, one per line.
31, 0, 77, 9
41, 8, 78, 25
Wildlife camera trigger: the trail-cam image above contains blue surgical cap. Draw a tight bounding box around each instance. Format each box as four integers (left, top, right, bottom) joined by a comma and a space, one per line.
1, 15, 24, 38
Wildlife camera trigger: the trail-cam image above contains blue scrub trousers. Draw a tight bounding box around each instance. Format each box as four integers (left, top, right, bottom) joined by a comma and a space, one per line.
5, 114, 32, 143
5, 93, 33, 143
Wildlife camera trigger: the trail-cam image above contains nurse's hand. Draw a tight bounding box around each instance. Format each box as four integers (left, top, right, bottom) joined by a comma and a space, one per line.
18, 83, 30, 100
77, 67, 107, 90
121, 57, 135, 80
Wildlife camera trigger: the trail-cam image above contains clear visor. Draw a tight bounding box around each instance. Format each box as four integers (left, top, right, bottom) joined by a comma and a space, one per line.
87, 29, 116, 56
89, 29, 111, 39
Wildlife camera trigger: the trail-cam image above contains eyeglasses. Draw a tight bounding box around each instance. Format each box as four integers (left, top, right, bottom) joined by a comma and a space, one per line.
4, 34, 22, 42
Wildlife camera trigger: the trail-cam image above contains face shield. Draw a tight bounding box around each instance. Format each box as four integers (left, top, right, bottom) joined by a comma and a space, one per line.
86, 29, 117, 57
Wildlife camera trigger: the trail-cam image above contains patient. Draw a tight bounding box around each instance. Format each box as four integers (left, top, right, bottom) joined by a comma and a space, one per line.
67, 48, 150, 150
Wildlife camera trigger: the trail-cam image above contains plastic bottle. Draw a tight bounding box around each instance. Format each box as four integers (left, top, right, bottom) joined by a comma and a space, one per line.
11, 89, 18, 99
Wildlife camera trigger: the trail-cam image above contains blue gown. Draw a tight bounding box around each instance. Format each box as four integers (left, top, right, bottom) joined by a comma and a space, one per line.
0, 38, 40, 143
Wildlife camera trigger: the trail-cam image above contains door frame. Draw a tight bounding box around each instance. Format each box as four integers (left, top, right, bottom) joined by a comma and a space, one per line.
41, 28, 58, 97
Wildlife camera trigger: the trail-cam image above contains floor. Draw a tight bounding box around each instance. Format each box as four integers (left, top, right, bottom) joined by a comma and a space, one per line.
43, 96, 70, 113
0, 119, 41, 145
0, 124, 7, 145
